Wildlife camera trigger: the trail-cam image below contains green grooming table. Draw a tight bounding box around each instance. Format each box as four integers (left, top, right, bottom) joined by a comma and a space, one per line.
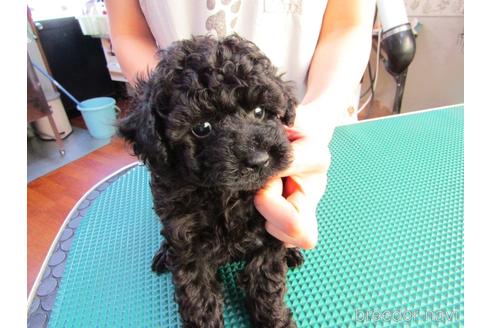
28, 105, 464, 327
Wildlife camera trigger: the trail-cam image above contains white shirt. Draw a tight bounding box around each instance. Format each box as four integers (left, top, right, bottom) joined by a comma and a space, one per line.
139, 0, 328, 102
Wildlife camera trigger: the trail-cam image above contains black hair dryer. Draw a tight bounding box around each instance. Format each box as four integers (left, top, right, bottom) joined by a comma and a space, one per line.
377, 0, 416, 114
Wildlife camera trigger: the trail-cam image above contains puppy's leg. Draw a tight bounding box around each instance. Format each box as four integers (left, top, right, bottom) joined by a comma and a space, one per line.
238, 243, 296, 328
285, 248, 304, 268
170, 256, 224, 328
151, 241, 169, 274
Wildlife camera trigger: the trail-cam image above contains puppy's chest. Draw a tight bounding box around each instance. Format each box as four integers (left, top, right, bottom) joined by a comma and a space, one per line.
215, 196, 268, 257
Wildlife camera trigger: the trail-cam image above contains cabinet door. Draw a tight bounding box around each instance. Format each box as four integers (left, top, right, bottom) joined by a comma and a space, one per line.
34, 17, 116, 118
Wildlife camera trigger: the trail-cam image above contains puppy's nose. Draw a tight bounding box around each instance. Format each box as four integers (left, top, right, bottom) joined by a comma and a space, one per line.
246, 151, 270, 168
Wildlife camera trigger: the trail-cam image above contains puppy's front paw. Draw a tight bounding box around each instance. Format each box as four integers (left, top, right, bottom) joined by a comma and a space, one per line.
285, 248, 304, 268
151, 242, 169, 274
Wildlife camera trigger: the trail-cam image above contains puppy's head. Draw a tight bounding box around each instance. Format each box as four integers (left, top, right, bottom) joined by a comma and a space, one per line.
119, 34, 297, 191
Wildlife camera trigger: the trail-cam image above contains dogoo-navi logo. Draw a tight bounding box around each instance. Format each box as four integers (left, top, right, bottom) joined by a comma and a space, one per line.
355, 309, 459, 323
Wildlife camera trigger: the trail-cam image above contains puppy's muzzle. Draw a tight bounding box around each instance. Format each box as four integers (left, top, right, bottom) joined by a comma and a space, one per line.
245, 151, 270, 169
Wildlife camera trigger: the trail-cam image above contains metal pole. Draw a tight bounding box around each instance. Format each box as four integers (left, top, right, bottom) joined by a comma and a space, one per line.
393, 69, 408, 114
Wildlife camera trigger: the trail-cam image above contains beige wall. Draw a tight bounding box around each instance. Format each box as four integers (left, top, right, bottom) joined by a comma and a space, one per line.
362, 1, 464, 113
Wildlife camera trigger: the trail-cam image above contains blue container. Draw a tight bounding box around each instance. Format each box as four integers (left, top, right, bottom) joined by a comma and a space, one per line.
77, 97, 118, 139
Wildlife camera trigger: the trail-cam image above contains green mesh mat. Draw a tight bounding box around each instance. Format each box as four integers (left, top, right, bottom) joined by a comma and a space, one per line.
47, 106, 464, 327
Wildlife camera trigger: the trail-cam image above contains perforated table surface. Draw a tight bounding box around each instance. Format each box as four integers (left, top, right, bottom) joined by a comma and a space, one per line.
28, 105, 464, 327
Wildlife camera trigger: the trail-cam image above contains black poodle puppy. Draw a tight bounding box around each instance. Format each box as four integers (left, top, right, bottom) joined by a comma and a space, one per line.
119, 34, 304, 328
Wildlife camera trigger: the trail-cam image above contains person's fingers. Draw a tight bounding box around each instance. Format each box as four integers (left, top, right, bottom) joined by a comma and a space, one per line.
255, 175, 322, 249
265, 221, 316, 249
261, 175, 283, 195
279, 139, 331, 178
283, 176, 301, 198
284, 126, 304, 142
287, 173, 329, 208
254, 114, 333, 249
264, 222, 303, 248
284, 185, 319, 249
258, 207, 318, 249
286, 112, 336, 144
255, 180, 303, 238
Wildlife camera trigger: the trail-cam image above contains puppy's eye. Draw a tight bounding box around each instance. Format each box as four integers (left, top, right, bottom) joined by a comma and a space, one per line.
253, 107, 265, 120
191, 122, 212, 138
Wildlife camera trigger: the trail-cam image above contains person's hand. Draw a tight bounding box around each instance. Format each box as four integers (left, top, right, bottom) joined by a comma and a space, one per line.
254, 104, 335, 249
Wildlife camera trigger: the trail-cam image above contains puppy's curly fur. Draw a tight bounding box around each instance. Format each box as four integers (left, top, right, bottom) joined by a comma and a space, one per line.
119, 34, 304, 328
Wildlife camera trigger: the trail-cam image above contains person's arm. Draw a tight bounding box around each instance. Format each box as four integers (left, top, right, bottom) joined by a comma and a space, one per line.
255, 0, 376, 249
105, 0, 160, 85
300, 0, 376, 131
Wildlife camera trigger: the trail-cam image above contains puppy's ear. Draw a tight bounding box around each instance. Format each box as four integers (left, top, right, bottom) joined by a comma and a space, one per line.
118, 80, 168, 166
281, 84, 297, 127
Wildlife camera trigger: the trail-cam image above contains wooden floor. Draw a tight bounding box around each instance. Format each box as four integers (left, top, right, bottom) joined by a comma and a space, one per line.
27, 99, 389, 296
27, 135, 135, 295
